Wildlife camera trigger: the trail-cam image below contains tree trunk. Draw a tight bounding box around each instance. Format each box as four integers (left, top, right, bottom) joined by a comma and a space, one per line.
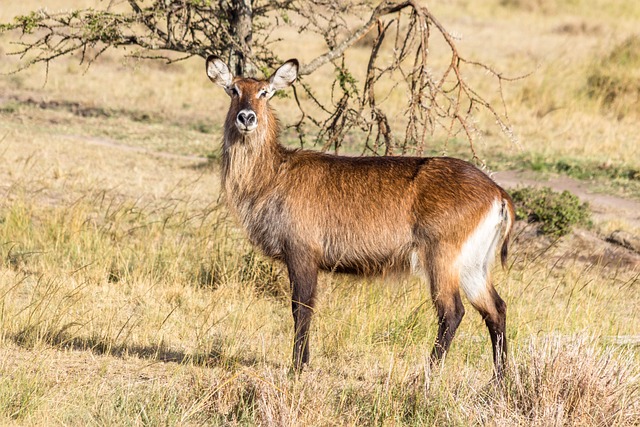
229, 0, 254, 77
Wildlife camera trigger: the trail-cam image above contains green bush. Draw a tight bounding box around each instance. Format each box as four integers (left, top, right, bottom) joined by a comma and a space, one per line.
511, 186, 591, 236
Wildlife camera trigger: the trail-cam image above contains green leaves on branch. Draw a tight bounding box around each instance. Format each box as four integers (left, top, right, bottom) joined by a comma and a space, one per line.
81, 11, 132, 44
336, 67, 359, 96
0, 11, 45, 34
0, 9, 130, 42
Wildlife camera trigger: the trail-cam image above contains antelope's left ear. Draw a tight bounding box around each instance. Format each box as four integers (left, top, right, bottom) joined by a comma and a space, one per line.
268, 59, 299, 93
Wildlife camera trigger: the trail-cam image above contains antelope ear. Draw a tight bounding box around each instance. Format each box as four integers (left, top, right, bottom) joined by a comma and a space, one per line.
206, 56, 233, 89
268, 59, 299, 93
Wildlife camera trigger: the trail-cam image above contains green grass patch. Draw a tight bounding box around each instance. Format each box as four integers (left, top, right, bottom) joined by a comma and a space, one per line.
497, 153, 640, 199
495, 152, 640, 181
0, 369, 47, 421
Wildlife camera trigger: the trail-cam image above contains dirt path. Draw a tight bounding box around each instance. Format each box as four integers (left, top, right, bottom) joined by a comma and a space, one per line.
493, 171, 640, 231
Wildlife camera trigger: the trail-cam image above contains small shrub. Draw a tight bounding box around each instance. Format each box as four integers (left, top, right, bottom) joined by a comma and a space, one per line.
511, 186, 591, 236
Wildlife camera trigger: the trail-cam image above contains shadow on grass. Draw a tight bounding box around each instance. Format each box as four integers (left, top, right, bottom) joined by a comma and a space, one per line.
8, 327, 263, 369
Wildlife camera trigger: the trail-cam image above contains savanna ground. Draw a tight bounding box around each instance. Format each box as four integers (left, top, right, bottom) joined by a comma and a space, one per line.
1, 0, 639, 425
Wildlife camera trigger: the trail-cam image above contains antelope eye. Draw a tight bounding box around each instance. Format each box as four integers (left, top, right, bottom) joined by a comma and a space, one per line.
257, 89, 267, 98
229, 87, 239, 96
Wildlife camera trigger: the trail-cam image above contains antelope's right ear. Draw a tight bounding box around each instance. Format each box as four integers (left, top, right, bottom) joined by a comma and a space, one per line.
206, 56, 233, 89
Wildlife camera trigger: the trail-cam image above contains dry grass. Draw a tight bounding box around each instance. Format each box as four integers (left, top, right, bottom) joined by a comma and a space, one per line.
0, 124, 637, 424
1, 0, 639, 425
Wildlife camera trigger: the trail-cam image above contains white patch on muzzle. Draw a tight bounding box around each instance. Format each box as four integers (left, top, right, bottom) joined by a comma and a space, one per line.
236, 108, 258, 133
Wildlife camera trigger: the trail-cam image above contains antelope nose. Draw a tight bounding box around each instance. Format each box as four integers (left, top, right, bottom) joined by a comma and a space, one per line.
237, 110, 256, 128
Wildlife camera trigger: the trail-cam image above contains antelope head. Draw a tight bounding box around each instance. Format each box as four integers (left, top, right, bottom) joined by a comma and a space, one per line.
205, 56, 299, 136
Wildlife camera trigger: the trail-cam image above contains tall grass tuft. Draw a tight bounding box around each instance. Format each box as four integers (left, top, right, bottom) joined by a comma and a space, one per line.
586, 35, 640, 118
492, 336, 640, 426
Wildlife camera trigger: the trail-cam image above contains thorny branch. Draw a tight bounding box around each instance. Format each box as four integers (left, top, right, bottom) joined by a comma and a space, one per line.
292, 0, 522, 156
0, 0, 522, 157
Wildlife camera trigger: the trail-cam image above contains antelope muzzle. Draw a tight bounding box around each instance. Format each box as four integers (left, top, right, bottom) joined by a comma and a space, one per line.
236, 109, 257, 133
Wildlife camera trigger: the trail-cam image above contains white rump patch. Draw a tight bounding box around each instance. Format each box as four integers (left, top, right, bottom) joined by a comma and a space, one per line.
456, 199, 505, 306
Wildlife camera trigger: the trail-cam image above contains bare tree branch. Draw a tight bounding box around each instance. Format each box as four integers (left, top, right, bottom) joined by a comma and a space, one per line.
0, 0, 521, 157
298, 1, 411, 76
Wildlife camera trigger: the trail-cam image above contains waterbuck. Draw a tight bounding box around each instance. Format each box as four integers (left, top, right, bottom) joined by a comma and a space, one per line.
206, 56, 515, 377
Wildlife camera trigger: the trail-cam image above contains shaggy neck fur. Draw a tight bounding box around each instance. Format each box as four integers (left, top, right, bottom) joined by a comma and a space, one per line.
221, 106, 286, 220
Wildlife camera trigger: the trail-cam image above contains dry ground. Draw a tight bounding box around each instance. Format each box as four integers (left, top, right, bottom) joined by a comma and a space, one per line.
0, 0, 639, 425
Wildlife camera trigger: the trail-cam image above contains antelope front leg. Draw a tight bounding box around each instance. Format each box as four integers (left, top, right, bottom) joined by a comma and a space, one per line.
286, 250, 318, 372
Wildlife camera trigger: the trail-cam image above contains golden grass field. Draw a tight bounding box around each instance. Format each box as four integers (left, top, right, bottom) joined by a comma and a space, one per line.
0, 0, 639, 425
